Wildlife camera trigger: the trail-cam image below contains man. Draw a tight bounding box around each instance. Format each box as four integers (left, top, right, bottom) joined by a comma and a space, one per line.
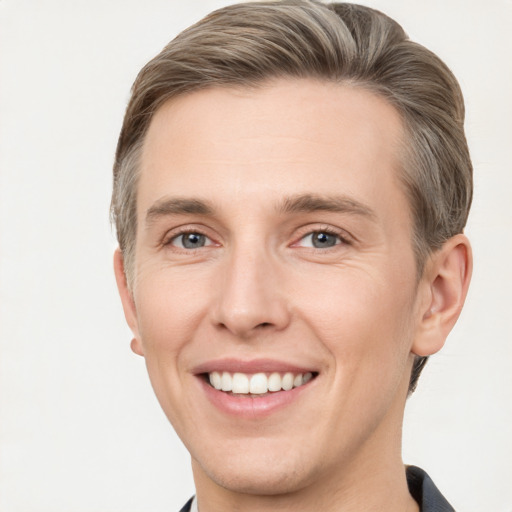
111, 2, 472, 511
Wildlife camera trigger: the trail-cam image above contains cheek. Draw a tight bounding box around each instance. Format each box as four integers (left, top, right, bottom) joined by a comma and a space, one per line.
295, 267, 417, 374
297, 269, 417, 435
134, 269, 210, 358
131, 271, 209, 427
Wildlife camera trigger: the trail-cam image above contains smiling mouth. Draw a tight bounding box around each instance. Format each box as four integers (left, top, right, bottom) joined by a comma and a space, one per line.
205, 371, 317, 396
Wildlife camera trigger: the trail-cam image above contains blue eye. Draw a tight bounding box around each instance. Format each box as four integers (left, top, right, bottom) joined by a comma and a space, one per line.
171, 232, 211, 249
300, 231, 341, 249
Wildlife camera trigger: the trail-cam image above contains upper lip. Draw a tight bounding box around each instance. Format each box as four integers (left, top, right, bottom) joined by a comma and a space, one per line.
192, 358, 317, 375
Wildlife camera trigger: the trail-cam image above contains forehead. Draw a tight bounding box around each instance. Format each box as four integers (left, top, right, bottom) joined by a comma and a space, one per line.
138, 79, 407, 223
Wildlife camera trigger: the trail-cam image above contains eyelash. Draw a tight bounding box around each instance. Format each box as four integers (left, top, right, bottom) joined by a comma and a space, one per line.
294, 226, 352, 249
162, 225, 353, 251
162, 227, 214, 249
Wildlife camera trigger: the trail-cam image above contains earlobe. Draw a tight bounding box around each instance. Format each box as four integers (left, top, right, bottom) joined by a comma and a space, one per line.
130, 337, 144, 356
113, 249, 144, 356
412, 234, 472, 357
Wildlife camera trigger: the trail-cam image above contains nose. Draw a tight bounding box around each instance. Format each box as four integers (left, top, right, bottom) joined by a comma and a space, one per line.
211, 244, 291, 338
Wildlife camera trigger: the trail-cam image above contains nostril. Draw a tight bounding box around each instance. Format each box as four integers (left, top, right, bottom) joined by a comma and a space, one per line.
257, 322, 272, 329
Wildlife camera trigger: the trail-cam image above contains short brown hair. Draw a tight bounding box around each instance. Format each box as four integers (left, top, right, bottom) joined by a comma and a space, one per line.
111, 1, 472, 393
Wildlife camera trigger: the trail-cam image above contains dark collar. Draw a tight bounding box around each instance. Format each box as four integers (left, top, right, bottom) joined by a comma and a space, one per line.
406, 465, 455, 511
180, 466, 455, 512
179, 497, 194, 512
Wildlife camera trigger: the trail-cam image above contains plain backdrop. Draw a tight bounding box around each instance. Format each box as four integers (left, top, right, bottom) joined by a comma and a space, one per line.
0, 1, 511, 511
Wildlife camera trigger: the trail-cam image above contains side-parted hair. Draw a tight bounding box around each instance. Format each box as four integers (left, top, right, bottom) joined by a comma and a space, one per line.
111, 0, 472, 393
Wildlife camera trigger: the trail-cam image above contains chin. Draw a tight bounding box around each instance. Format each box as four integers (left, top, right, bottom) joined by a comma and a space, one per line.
204, 463, 310, 496
192, 439, 319, 496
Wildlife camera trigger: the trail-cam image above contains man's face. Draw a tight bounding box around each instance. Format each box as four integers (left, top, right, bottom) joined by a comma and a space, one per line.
120, 79, 429, 495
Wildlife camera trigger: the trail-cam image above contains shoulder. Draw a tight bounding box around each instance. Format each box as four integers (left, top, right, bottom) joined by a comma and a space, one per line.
406, 465, 455, 512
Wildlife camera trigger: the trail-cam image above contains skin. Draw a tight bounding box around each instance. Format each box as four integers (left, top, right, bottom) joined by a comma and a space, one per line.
114, 79, 472, 512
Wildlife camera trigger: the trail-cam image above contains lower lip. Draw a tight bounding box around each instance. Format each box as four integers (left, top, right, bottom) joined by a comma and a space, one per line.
198, 376, 314, 418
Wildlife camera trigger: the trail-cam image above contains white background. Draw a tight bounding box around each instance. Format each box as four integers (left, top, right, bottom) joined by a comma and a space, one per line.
0, 0, 511, 511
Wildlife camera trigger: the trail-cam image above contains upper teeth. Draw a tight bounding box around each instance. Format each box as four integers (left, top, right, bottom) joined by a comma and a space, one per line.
208, 371, 313, 394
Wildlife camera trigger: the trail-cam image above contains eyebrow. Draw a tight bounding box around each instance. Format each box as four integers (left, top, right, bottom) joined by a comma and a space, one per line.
279, 193, 376, 219
145, 193, 375, 226
145, 197, 214, 226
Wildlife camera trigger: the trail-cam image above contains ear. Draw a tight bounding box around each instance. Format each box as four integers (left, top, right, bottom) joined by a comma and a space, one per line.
412, 234, 472, 357
113, 248, 144, 356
